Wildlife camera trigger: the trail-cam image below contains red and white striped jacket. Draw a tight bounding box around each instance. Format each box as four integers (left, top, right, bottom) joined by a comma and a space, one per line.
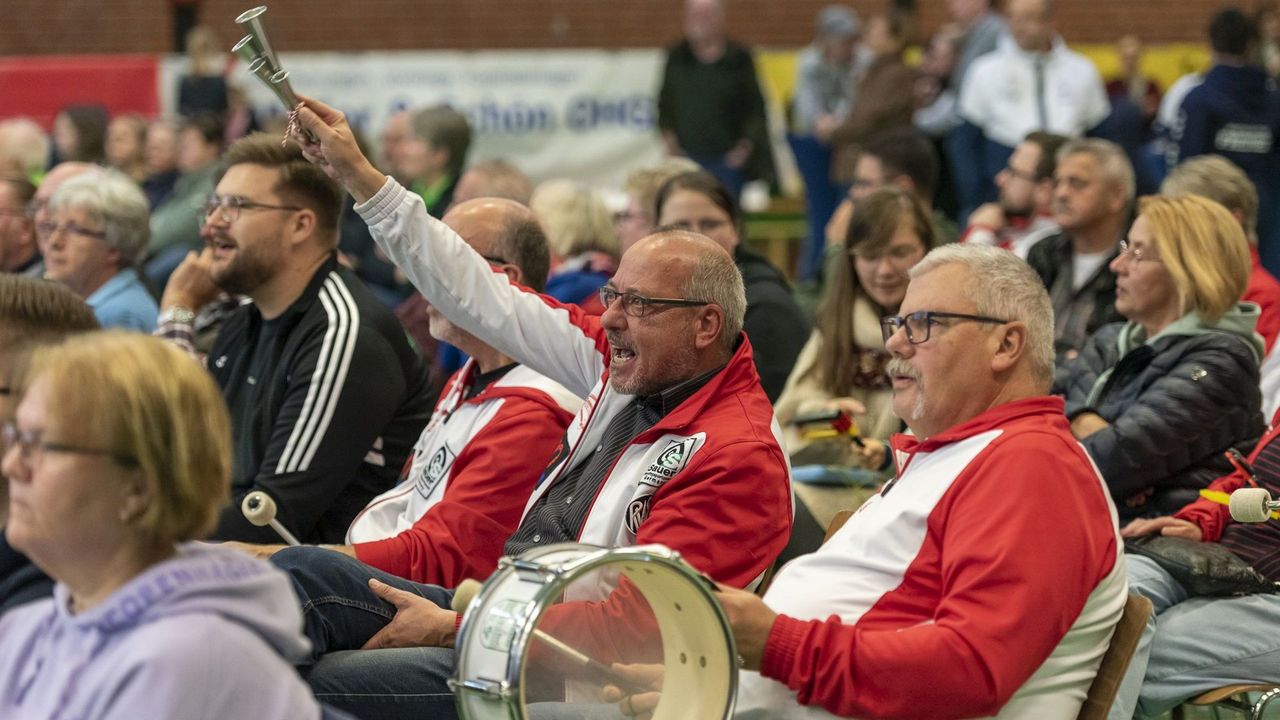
739, 397, 1126, 719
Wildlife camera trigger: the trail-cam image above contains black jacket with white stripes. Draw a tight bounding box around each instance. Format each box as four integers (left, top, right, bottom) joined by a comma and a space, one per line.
207, 253, 433, 544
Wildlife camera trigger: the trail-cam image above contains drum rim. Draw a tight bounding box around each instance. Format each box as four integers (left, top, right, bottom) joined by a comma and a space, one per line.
453, 542, 738, 719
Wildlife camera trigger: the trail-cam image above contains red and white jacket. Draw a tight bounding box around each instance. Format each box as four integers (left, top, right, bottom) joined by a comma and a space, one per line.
347, 359, 579, 587
961, 214, 1059, 260
357, 180, 793, 604
738, 397, 1126, 720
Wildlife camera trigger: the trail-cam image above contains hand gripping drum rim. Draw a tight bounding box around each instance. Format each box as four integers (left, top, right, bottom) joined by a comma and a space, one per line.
450, 543, 737, 720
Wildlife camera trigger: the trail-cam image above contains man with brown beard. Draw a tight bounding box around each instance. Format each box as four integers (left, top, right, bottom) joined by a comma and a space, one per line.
158, 133, 433, 545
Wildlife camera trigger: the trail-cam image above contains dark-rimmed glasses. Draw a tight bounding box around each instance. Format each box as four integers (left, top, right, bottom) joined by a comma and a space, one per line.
880, 310, 1009, 344
40, 221, 107, 241
2, 422, 139, 469
598, 287, 710, 318
1117, 239, 1160, 265
203, 194, 302, 224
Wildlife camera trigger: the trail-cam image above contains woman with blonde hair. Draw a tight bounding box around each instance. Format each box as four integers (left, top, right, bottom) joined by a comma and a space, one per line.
776, 186, 937, 465
531, 179, 620, 312
1055, 195, 1265, 518
0, 332, 323, 718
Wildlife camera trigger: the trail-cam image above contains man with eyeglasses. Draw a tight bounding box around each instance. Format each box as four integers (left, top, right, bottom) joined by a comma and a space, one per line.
255, 97, 792, 720
962, 131, 1068, 259
156, 132, 433, 547
226, 197, 581, 592
689, 243, 1125, 719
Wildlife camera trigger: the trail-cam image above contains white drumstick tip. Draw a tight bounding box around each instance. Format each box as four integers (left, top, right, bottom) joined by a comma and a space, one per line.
452, 578, 483, 614
240, 491, 302, 545
1230, 487, 1274, 523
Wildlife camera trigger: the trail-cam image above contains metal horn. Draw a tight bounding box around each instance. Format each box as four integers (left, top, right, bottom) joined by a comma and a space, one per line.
232, 6, 315, 142
231, 34, 265, 67
235, 6, 281, 70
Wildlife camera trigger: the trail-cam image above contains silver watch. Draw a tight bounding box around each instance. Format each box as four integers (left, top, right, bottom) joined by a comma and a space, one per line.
159, 306, 197, 325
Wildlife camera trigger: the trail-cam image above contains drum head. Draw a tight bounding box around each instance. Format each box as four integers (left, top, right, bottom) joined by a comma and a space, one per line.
453, 544, 736, 720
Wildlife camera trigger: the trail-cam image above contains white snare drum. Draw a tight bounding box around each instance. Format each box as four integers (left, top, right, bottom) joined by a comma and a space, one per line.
450, 543, 737, 720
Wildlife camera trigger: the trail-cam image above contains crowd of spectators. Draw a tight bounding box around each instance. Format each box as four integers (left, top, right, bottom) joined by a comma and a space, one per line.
1, 1, 1280, 718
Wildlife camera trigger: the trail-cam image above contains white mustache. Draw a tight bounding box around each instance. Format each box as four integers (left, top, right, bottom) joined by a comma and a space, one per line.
885, 358, 919, 381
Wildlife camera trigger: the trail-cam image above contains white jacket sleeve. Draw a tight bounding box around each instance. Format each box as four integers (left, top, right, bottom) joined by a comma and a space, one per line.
356, 178, 605, 399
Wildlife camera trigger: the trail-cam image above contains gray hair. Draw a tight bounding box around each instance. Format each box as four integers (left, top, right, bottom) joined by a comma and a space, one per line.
684, 249, 746, 353
48, 169, 151, 269
1058, 138, 1136, 203
910, 244, 1055, 384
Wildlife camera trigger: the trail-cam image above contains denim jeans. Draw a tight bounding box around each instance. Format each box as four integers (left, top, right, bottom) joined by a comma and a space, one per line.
1108, 554, 1280, 719
272, 546, 461, 720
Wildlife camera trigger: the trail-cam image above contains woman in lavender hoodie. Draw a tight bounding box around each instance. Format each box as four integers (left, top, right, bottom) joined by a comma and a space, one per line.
0, 332, 322, 720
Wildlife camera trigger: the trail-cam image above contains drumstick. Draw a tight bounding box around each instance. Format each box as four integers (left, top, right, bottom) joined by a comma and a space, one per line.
452, 579, 654, 694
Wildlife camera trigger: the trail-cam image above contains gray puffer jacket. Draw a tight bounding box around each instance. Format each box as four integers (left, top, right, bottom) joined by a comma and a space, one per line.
1053, 305, 1265, 519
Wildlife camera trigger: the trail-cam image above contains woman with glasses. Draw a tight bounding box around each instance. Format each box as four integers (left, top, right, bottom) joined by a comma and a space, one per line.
1054, 195, 1265, 519
43, 169, 158, 332
776, 187, 937, 468
655, 170, 809, 401
0, 332, 324, 719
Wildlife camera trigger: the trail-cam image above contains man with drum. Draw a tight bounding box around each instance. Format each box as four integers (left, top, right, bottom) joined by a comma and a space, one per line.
607, 245, 1127, 718
266, 96, 793, 719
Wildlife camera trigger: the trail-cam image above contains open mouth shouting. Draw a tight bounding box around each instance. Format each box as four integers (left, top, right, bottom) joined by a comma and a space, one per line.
608, 333, 637, 367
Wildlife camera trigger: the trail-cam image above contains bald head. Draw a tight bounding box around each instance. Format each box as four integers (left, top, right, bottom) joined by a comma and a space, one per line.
443, 198, 551, 292
627, 230, 745, 351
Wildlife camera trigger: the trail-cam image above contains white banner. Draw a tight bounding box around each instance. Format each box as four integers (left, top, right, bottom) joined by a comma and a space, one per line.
162, 50, 667, 189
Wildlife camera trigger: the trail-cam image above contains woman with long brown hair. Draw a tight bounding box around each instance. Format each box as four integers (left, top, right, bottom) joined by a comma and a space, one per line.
776, 186, 938, 464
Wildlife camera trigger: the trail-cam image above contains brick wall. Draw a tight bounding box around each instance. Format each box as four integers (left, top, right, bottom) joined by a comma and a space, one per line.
0, 0, 1232, 57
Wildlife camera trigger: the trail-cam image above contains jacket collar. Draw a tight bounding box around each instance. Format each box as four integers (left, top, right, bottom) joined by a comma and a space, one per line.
891, 396, 1065, 457
248, 252, 340, 329
630, 332, 762, 439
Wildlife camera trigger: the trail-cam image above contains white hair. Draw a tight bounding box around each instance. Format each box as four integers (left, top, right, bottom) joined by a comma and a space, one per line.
910, 244, 1055, 384
48, 169, 151, 268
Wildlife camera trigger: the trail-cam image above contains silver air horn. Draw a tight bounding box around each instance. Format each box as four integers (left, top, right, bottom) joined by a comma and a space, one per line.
232, 6, 316, 142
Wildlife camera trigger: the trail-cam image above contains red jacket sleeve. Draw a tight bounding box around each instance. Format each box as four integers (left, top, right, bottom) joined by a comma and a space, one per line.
759, 433, 1118, 719
354, 397, 573, 586
534, 441, 793, 665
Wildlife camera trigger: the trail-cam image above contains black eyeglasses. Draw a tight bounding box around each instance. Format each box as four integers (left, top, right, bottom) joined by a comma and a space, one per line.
598, 287, 710, 318
2, 422, 139, 469
480, 254, 511, 266
880, 310, 1009, 344
203, 194, 302, 224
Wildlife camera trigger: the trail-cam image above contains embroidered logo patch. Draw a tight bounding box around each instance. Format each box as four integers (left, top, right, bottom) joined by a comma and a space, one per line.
414, 445, 455, 500
641, 437, 695, 488
624, 495, 653, 534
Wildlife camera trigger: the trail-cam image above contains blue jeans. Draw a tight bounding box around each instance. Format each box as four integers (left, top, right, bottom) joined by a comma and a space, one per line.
272, 546, 461, 720
1108, 554, 1280, 719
